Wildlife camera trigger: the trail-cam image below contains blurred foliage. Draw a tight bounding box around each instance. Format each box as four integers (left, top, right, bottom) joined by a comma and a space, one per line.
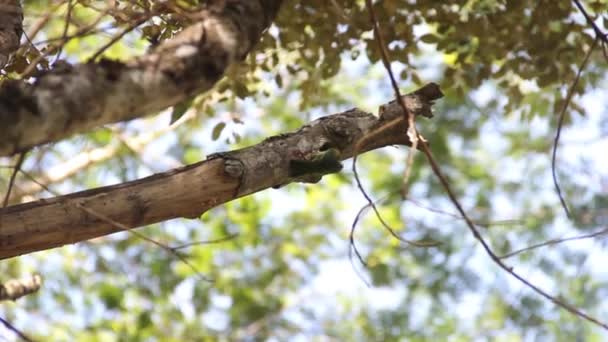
1, 0, 608, 340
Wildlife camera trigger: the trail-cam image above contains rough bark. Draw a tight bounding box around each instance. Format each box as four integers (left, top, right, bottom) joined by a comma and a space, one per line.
0, 83, 443, 260
0, 0, 283, 156
0, 0, 22, 69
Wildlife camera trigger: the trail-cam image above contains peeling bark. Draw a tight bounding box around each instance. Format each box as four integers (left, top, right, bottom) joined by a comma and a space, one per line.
0, 0, 283, 156
0, 83, 443, 260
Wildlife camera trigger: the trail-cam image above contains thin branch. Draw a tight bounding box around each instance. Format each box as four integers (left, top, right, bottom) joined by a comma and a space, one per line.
53, 0, 73, 63
364, 0, 419, 199
572, 0, 608, 44
351, 116, 436, 247
348, 198, 382, 287
16, 170, 58, 196
419, 137, 607, 329
405, 198, 523, 228
351, 151, 438, 248
31, 27, 105, 47
88, 14, 152, 62
366, 0, 608, 330
2, 152, 26, 208
349, 200, 375, 268
501, 226, 608, 259
0, 316, 35, 342
75, 203, 213, 283
25, 3, 62, 41
170, 233, 239, 250
21, 9, 108, 78
551, 36, 598, 220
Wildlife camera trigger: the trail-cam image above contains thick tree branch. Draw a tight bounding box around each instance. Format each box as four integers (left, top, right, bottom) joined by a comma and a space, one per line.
0, 0, 22, 69
0, 83, 442, 260
0, 0, 283, 156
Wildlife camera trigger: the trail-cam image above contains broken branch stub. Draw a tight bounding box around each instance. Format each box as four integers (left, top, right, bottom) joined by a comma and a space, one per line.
210, 82, 444, 196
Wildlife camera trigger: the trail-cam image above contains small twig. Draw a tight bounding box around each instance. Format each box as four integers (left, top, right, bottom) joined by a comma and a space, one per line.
75, 203, 213, 283
406, 198, 523, 228
348, 197, 387, 287
347, 245, 370, 287
500, 226, 608, 259
17, 170, 59, 196
3, 152, 26, 208
551, 36, 598, 220
21, 10, 108, 78
351, 117, 436, 248
26, 2, 63, 41
0, 316, 35, 342
572, 0, 608, 45
349, 201, 374, 268
53, 0, 73, 63
31, 27, 105, 47
351, 152, 438, 248
88, 14, 152, 62
170, 233, 239, 250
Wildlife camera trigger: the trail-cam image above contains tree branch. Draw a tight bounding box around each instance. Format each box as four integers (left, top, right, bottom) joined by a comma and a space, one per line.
0, 83, 442, 260
0, 0, 283, 156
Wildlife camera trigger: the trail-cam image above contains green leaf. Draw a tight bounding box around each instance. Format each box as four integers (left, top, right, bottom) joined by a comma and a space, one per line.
275, 73, 283, 87
99, 284, 123, 310
170, 97, 194, 125
233, 81, 250, 98
419, 33, 439, 44
211, 122, 226, 141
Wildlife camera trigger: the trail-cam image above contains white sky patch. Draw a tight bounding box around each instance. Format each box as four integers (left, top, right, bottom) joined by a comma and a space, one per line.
170, 278, 195, 321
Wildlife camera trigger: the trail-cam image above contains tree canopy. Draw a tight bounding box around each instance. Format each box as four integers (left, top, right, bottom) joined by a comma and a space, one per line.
1, 0, 608, 340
